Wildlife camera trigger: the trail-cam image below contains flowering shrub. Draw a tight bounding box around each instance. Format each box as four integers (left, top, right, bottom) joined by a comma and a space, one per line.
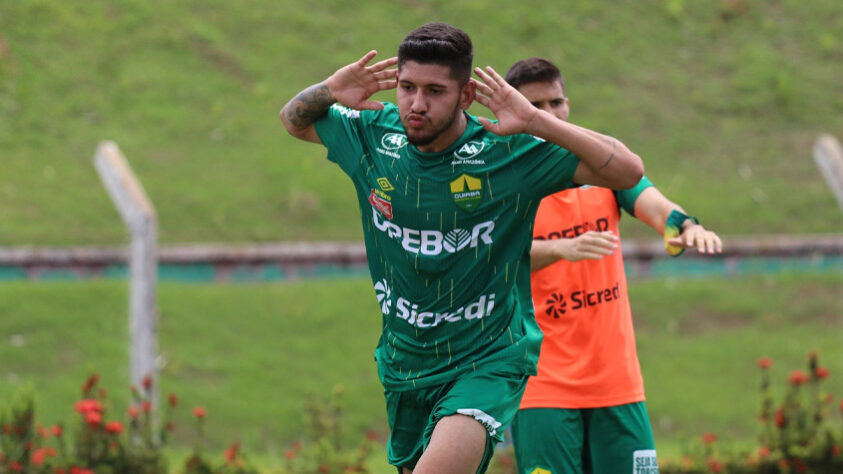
661, 352, 842, 473
277, 385, 379, 474
0, 374, 257, 474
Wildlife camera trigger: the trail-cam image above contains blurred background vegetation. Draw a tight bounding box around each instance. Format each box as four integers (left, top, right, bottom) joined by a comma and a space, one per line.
0, 0, 841, 470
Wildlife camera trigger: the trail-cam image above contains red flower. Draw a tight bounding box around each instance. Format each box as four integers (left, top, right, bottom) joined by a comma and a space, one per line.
193, 406, 206, 418
788, 370, 809, 386
815, 366, 830, 379
700, 432, 717, 444
37, 424, 49, 438
285, 449, 297, 460
127, 405, 140, 418
70, 468, 95, 474
85, 411, 103, 428
832, 445, 841, 456
224, 442, 240, 462
55, 469, 66, 474
758, 446, 771, 458
10, 460, 22, 472
141, 401, 151, 413
365, 430, 378, 441
793, 457, 808, 473
775, 408, 787, 428
32, 448, 47, 466
141, 374, 153, 390
757, 357, 773, 369
706, 457, 723, 473
319, 465, 330, 474
51, 425, 63, 437
168, 393, 178, 407
73, 399, 103, 415
292, 441, 303, 451
105, 421, 124, 434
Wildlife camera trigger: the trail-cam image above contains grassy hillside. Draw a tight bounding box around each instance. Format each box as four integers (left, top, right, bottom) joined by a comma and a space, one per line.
0, 0, 841, 246
1, 274, 841, 463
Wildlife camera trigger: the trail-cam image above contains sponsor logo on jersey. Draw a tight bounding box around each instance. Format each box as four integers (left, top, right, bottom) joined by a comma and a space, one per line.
331, 104, 360, 119
377, 177, 394, 191
381, 133, 408, 150
545, 292, 567, 318
374, 282, 496, 328
542, 283, 620, 318
377, 133, 406, 159
451, 140, 486, 165
450, 174, 483, 212
534, 217, 610, 240
633, 449, 658, 474
369, 189, 393, 219
374, 279, 393, 314
371, 207, 494, 256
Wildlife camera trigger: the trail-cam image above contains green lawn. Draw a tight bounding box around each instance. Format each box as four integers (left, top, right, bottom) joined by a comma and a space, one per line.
0, 0, 841, 246
1, 273, 840, 470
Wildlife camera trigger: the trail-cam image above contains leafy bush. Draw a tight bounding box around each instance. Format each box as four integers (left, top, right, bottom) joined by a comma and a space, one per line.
0, 373, 258, 474
661, 352, 842, 473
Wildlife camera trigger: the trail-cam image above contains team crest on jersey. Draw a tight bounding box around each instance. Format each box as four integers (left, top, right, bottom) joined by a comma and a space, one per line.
369, 189, 393, 219
377, 177, 394, 191
528, 468, 551, 474
450, 174, 483, 212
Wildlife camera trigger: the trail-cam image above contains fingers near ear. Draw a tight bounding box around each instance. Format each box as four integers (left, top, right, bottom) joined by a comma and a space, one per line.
359, 50, 378, 65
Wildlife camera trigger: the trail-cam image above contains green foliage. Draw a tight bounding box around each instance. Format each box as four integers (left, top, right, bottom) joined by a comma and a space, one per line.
659, 353, 843, 473
0, 374, 260, 474
277, 386, 378, 473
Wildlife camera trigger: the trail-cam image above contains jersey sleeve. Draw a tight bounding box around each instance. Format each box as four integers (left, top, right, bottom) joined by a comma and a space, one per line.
512, 135, 581, 199
313, 104, 370, 175
614, 175, 654, 216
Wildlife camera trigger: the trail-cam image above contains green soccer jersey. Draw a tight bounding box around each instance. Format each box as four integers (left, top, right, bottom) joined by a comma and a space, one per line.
314, 103, 580, 391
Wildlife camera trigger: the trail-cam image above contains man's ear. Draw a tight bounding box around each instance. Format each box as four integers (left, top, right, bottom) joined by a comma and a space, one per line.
460, 80, 476, 110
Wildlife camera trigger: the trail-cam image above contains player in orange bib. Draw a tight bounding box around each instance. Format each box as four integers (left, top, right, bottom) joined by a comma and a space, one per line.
505, 58, 722, 474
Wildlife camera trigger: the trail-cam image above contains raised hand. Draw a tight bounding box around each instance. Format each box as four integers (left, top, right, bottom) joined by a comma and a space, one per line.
326, 50, 398, 111
472, 65, 539, 136
666, 224, 723, 255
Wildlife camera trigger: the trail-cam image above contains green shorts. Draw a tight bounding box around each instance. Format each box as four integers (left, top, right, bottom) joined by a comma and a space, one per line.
384, 368, 529, 473
511, 402, 658, 474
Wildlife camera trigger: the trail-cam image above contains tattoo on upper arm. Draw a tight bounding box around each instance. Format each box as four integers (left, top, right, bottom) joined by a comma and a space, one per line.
284, 84, 335, 128
599, 139, 616, 169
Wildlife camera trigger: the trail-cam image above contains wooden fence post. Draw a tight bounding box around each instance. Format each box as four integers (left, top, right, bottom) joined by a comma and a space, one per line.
94, 141, 159, 408
813, 134, 843, 214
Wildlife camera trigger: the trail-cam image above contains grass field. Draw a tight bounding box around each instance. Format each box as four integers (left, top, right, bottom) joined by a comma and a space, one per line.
1, 273, 840, 469
0, 0, 841, 246
1, 1, 841, 471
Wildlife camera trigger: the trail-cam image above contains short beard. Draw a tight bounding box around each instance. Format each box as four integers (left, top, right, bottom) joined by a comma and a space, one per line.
406, 102, 463, 148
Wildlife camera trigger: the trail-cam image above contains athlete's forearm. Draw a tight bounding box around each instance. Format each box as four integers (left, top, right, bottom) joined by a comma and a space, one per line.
633, 187, 686, 236
280, 82, 335, 143
527, 110, 644, 189
530, 239, 563, 271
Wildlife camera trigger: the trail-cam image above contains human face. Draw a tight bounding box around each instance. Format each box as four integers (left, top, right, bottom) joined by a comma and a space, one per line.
516, 80, 569, 122
396, 61, 474, 152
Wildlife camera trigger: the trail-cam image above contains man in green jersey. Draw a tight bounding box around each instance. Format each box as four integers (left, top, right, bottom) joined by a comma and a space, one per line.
280, 23, 644, 474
